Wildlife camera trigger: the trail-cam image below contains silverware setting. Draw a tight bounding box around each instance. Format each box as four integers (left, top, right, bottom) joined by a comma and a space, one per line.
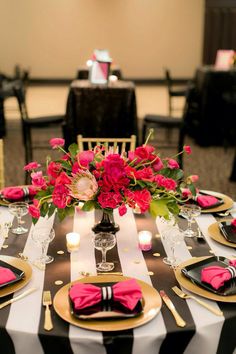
160, 289, 186, 327
0, 287, 37, 309
172, 286, 223, 316
216, 209, 236, 217
42, 290, 53, 331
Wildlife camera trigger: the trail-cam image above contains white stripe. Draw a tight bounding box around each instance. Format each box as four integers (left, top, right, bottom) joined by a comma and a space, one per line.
114, 209, 167, 354
6, 215, 55, 354
69, 209, 106, 354
0, 206, 14, 248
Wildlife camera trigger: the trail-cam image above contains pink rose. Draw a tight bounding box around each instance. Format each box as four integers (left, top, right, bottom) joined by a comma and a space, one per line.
52, 184, 71, 208
55, 171, 71, 185
184, 145, 192, 154
154, 174, 177, 191
77, 150, 94, 168
167, 158, 179, 169
189, 175, 199, 182
98, 191, 122, 209
181, 188, 192, 198
132, 189, 151, 213
128, 145, 155, 164
134, 167, 154, 181
47, 161, 62, 178
24, 161, 41, 171
49, 138, 65, 149
28, 199, 40, 219
31, 171, 47, 189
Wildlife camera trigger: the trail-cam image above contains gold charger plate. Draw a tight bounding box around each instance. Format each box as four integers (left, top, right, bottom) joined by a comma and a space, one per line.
0, 256, 32, 297
53, 275, 162, 331
175, 256, 236, 302
200, 190, 233, 213
208, 220, 236, 248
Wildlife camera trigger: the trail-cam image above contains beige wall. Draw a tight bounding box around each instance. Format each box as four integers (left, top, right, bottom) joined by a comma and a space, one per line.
0, 0, 204, 79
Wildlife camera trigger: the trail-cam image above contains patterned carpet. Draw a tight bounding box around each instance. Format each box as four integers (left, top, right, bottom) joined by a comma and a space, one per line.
4, 119, 236, 200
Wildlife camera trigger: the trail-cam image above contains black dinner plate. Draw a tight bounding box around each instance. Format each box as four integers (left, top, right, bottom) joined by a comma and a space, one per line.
0, 260, 25, 289
181, 256, 236, 296
69, 281, 143, 320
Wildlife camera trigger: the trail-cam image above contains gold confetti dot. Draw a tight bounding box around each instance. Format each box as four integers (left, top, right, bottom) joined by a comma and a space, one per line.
57, 250, 64, 255
153, 253, 160, 257
155, 234, 161, 238
187, 246, 192, 250
55, 280, 63, 285
209, 250, 214, 254
133, 260, 141, 264
123, 248, 129, 252
2, 245, 8, 249
147, 271, 154, 276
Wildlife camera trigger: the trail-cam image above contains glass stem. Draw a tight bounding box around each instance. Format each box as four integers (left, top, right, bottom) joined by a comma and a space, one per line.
187, 218, 192, 231
101, 249, 107, 264
170, 245, 175, 261
17, 216, 22, 227
41, 242, 47, 260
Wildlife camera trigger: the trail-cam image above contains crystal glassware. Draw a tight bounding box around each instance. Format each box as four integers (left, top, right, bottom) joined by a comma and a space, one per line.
31, 227, 55, 266
161, 226, 184, 267
93, 232, 116, 272
180, 204, 201, 237
8, 202, 29, 235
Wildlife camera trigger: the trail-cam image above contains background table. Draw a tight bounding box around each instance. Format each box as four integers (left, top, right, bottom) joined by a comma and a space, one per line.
63, 80, 138, 148
1, 204, 236, 354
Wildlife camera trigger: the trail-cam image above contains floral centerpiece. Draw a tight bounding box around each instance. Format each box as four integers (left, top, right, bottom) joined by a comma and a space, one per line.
25, 135, 197, 231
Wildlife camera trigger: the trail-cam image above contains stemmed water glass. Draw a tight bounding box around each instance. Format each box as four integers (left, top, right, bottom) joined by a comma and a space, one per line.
8, 202, 29, 235
161, 226, 184, 267
180, 204, 201, 237
93, 232, 116, 272
31, 227, 55, 266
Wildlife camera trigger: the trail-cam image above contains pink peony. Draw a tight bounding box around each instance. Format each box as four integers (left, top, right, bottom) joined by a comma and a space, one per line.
47, 161, 62, 178
55, 171, 71, 185
133, 167, 154, 182
52, 184, 71, 208
49, 138, 65, 149
132, 189, 151, 213
77, 150, 95, 168
24, 161, 41, 171
98, 191, 122, 209
167, 158, 179, 169
184, 145, 192, 154
68, 170, 98, 201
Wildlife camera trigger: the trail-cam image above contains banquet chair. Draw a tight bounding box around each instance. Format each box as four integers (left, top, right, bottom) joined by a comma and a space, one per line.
0, 139, 5, 189
77, 135, 136, 153
13, 83, 65, 182
165, 68, 188, 116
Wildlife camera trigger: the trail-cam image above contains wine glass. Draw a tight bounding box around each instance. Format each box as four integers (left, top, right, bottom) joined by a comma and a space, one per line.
161, 226, 184, 267
180, 204, 201, 237
31, 227, 55, 266
8, 202, 28, 234
93, 232, 116, 272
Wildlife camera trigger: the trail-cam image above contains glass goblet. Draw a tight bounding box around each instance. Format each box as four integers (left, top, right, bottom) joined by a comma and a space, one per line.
8, 202, 29, 235
93, 232, 116, 272
180, 204, 201, 237
31, 227, 55, 266
161, 226, 184, 267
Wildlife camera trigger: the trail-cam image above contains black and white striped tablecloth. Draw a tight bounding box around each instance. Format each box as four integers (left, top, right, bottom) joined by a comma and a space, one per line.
0, 204, 236, 354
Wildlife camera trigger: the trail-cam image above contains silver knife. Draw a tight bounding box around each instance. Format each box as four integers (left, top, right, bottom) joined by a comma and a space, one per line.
0, 287, 37, 309
160, 290, 186, 327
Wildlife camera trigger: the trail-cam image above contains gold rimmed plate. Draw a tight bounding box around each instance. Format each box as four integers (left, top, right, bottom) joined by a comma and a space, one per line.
199, 190, 233, 213
53, 275, 162, 331
175, 256, 236, 302
208, 220, 236, 248
0, 256, 32, 297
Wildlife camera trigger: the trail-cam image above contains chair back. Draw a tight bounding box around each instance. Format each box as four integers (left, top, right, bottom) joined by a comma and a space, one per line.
77, 135, 136, 153
0, 139, 5, 189
165, 68, 172, 92
13, 83, 28, 121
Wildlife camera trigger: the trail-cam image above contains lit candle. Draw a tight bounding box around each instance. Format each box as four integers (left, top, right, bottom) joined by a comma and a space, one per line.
66, 232, 80, 252
109, 75, 118, 83
138, 231, 152, 251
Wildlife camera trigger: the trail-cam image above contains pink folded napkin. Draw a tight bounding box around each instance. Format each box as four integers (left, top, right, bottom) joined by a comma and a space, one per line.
201, 259, 236, 290
69, 278, 142, 311
196, 195, 219, 208
0, 266, 16, 285
1, 186, 37, 201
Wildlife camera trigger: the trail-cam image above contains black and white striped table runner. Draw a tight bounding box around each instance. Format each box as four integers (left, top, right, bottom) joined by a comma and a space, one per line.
0, 204, 236, 354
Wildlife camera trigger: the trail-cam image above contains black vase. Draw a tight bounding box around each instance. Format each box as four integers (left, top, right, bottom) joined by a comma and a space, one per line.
92, 209, 120, 234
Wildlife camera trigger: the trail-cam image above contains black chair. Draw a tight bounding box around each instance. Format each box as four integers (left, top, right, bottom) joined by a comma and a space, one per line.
76, 67, 123, 80
13, 82, 65, 175
165, 69, 188, 116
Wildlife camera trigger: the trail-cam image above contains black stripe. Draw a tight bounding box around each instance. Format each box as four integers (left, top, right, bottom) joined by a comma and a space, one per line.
0, 213, 32, 354
94, 210, 134, 354
134, 213, 196, 354
38, 215, 74, 354
182, 216, 236, 354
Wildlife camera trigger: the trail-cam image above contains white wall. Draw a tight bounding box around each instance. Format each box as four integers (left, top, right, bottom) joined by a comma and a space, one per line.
0, 0, 204, 79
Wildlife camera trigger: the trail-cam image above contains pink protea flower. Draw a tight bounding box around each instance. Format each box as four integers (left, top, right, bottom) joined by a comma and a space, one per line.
49, 138, 65, 149
68, 170, 98, 201
184, 145, 192, 154
24, 161, 41, 171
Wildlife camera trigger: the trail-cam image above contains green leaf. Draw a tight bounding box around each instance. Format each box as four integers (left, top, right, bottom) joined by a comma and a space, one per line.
48, 203, 56, 218
167, 201, 180, 215
40, 202, 49, 217
68, 143, 78, 158
66, 206, 75, 217
57, 208, 66, 221
61, 160, 72, 171
188, 183, 197, 196
149, 199, 169, 218
32, 217, 38, 225
82, 200, 95, 211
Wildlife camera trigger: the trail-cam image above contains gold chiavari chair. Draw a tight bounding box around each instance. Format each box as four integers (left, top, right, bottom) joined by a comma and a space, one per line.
77, 135, 136, 153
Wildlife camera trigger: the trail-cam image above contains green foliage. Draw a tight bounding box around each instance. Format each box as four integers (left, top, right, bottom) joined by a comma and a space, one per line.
82, 200, 96, 211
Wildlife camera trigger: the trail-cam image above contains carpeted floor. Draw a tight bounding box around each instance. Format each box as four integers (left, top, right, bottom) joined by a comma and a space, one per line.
4, 118, 236, 200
